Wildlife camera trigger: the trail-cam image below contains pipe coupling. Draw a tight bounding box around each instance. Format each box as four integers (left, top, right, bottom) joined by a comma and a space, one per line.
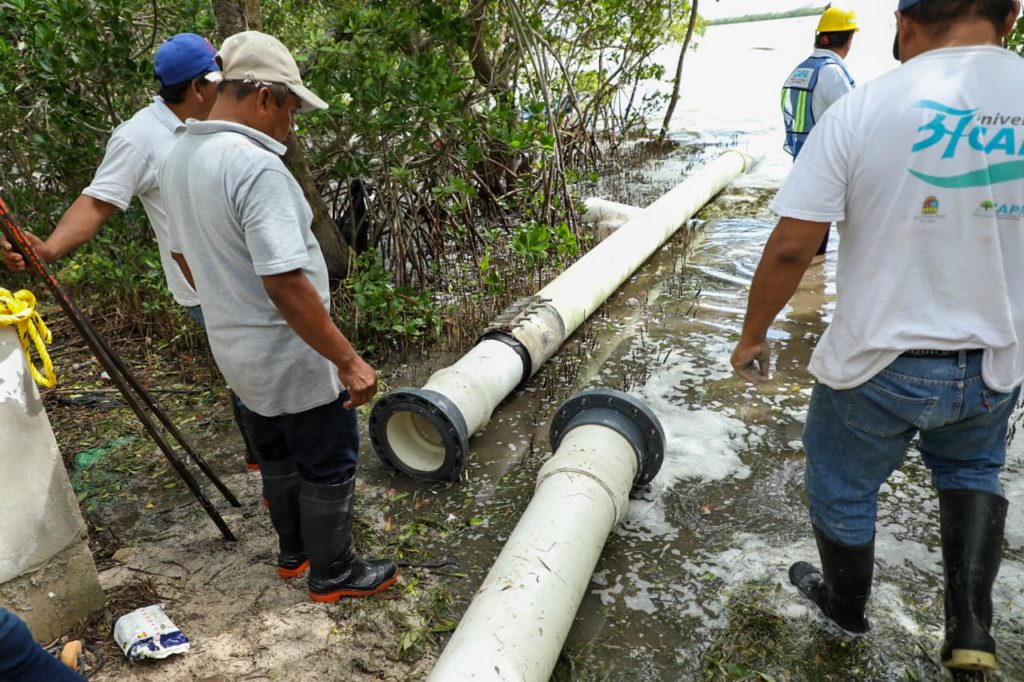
549, 388, 664, 490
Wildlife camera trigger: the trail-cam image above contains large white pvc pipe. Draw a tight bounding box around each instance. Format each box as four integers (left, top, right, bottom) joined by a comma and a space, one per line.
371, 150, 750, 480
581, 197, 644, 231
542, 149, 748, 335
381, 339, 523, 472
427, 390, 662, 681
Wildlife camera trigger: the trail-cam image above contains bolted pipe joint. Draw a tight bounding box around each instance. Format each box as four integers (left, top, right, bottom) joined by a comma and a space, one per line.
369, 388, 470, 481
549, 388, 665, 491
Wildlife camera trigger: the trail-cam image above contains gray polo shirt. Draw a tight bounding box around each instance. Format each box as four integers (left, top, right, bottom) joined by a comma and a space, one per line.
161, 120, 341, 416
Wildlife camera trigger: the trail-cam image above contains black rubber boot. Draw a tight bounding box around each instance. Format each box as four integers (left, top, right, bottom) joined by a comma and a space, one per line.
789, 526, 874, 635
260, 458, 308, 579
939, 489, 1008, 672
230, 393, 260, 472
300, 474, 398, 603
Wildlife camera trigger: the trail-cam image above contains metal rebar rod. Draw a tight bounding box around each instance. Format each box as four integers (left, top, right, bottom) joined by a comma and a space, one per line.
0, 196, 238, 541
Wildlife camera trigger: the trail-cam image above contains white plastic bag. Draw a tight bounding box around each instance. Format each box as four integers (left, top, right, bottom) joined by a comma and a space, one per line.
112, 604, 190, 661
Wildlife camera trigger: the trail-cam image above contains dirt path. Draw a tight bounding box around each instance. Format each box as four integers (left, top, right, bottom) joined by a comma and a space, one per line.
37, 329, 452, 681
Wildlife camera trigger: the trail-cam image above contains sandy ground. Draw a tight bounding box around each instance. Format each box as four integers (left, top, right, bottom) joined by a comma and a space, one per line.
90, 467, 439, 681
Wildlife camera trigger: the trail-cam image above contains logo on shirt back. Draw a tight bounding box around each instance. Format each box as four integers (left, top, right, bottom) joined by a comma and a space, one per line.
974, 200, 1024, 220
912, 195, 946, 223
908, 100, 1024, 188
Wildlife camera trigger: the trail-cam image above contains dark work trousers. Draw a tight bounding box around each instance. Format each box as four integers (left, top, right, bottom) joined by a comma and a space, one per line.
0, 609, 83, 681
241, 392, 359, 484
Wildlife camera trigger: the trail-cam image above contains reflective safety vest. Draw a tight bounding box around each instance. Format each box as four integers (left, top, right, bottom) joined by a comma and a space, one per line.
781, 53, 855, 158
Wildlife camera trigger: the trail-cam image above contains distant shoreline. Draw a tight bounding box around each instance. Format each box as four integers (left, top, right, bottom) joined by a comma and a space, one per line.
708, 7, 824, 26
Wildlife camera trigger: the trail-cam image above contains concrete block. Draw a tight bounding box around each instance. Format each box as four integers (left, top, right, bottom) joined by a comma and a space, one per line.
0, 325, 105, 641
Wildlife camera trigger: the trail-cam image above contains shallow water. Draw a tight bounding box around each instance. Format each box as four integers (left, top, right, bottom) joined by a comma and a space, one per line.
364, 12, 1024, 681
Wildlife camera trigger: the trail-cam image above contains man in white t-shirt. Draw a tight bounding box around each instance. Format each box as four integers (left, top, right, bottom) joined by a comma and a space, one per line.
781, 5, 858, 262
733, 0, 1023, 672
1, 34, 261, 470
161, 31, 397, 603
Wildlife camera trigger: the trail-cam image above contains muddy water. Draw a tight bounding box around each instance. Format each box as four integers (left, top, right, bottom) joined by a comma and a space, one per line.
368, 157, 1023, 679
362, 12, 1024, 682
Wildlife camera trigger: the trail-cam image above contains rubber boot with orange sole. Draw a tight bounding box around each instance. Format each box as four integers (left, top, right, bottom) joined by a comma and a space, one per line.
300, 474, 398, 603
260, 458, 309, 579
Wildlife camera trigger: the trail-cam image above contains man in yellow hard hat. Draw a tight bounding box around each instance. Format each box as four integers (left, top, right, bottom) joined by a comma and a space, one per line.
780, 5, 859, 261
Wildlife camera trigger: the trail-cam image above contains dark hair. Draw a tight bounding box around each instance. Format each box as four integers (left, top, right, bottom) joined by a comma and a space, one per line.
815, 31, 855, 49
902, 0, 1014, 35
158, 71, 215, 104
217, 79, 293, 107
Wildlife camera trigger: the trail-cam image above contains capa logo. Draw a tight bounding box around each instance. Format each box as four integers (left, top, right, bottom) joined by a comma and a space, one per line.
908, 100, 1024, 188
996, 204, 1024, 219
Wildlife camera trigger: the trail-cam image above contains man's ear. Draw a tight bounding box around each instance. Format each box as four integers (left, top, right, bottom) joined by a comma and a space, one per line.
255, 86, 271, 113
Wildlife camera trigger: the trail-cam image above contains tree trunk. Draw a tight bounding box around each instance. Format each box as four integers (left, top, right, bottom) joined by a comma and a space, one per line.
210, 0, 247, 43
244, 0, 262, 31
210, 0, 351, 279
283, 135, 351, 278
658, 0, 699, 143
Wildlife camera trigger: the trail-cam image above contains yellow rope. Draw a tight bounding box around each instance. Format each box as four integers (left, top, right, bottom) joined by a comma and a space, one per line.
0, 288, 55, 388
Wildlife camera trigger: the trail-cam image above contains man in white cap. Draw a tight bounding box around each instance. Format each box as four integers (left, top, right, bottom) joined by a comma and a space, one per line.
161, 31, 397, 603
734, 0, 1023, 672
0, 34, 263, 471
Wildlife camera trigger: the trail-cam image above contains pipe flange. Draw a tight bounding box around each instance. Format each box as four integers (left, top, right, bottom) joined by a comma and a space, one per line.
369, 388, 469, 482
549, 388, 664, 489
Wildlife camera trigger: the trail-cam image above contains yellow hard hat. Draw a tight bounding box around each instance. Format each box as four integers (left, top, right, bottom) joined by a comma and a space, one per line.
817, 6, 859, 33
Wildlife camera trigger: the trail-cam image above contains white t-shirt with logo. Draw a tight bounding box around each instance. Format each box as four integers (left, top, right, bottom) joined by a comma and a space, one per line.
82, 98, 198, 307
771, 45, 1024, 392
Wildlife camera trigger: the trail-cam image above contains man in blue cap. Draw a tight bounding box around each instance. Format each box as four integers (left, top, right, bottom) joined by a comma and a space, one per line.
733, 0, 1023, 673
1, 33, 261, 471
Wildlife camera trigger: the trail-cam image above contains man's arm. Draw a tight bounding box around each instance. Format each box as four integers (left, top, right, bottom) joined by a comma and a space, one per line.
261, 269, 377, 408
731, 217, 830, 382
1, 195, 117, 271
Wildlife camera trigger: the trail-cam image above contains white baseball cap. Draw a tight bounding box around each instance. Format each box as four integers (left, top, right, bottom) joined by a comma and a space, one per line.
218, 31, 328, 113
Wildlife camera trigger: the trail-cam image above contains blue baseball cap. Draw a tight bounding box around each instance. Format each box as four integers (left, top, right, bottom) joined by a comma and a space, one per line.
898, 0, 927, 9
153, 33, 221, 87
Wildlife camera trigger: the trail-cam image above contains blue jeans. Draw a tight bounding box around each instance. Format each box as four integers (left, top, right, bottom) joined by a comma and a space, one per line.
0, 609, 83, 681
802, 350, 1018, 546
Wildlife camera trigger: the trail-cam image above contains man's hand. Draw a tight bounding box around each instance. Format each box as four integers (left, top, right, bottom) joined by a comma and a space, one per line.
731, 339, 771, 383
338, 356, 378, 409
1, 232, 47, 271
